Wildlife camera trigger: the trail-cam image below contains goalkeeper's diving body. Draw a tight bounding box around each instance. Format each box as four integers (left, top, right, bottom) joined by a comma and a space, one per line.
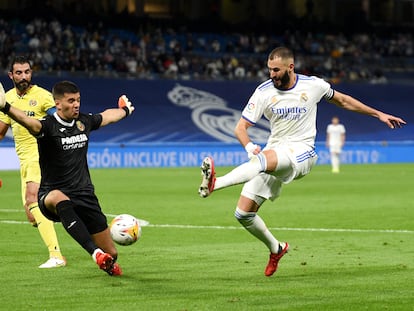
0, 80, 135, 276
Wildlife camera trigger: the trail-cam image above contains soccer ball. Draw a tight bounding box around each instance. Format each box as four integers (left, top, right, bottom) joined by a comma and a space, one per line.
109, 214, 142, 246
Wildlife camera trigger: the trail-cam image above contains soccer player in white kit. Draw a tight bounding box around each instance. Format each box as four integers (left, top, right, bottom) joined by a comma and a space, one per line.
326, 116, 346, 173
198, 47, 406, 277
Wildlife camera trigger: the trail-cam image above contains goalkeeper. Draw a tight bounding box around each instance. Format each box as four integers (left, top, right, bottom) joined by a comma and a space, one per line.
0, 80, 135, 276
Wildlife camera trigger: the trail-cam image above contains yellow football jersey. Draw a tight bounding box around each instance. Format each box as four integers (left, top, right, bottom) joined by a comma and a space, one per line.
0, 85, 55, 161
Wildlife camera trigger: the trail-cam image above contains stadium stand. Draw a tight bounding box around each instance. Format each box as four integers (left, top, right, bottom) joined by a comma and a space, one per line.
0, 17, 413, 83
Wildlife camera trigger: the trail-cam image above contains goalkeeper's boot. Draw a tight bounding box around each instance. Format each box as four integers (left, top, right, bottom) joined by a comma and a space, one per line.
265, 242, 289, 277
93, 250, 114, 275
198, 156, 216, 198
108, 262, 123, 276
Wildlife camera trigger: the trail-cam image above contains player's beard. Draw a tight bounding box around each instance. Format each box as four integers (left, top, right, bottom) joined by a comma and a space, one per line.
272, 70, 290, 90
15, 79, 30, 93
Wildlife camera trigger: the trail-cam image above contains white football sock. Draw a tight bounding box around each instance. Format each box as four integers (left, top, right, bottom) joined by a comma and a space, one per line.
235, 207, 280, 253
331, 154, 340, 171
215, 154, 266, 190
92, 248, 104, 263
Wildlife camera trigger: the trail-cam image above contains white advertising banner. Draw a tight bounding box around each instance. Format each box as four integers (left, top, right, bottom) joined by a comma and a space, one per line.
0, 148, 19, 170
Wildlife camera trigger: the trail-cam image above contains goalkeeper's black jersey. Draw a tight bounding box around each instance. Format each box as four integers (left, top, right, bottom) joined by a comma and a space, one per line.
37, 112, 102, 193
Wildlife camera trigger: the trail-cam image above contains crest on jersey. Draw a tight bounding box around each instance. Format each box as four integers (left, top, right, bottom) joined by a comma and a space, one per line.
29, 99, 37, 107
76, 121, 85, 131
300, 93, 308, 102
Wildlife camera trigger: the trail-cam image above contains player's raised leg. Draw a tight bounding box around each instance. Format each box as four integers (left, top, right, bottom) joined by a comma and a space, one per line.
198, 154, 267, 198
199, 156, 216, 197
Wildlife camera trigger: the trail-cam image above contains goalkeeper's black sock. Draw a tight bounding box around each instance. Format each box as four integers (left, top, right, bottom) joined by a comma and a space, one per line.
56, 200, 97, 255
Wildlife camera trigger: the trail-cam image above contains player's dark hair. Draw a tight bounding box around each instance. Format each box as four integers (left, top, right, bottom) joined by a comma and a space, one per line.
52, 81, 80, 99
268, 47, 294, 61
9, 55, 32, 72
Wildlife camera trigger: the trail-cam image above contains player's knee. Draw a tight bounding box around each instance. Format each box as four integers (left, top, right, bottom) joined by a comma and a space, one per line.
249, 153, 267, 172
234, 207, 256, 226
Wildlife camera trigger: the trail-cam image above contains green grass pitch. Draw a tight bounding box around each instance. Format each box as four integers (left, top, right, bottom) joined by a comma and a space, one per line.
0, 163, 413, 310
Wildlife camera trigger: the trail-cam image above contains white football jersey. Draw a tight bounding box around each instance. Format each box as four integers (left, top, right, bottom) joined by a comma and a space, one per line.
327, 123, 346, 146
242, 74, 334, 148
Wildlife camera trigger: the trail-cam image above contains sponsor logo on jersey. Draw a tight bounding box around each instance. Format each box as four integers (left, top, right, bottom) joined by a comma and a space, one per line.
61, 134, 88, 150
271, 106, 307, 120
61, 134, 87, 144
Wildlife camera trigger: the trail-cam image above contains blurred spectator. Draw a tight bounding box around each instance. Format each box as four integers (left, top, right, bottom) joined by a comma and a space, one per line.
0, 17, 412, 82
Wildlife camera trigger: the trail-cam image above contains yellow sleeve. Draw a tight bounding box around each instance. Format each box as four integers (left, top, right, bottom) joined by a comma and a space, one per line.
4, 86, 54, 161
0, 110, 11, 125
39, 87, 55, 113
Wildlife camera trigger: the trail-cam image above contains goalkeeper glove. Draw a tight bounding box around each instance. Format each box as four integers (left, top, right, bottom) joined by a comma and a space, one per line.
118, 95, 134, 117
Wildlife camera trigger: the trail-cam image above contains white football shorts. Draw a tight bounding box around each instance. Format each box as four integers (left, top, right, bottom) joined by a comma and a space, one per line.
329, 144, 342, 154
241, 142, 318, 204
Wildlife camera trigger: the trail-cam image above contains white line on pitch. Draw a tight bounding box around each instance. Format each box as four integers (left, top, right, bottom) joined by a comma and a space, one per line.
1, 219, 412, 234
146, 223, 414, 234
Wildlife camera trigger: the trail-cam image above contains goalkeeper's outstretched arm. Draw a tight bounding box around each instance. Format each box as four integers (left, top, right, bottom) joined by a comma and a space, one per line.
99, 95, 135, 127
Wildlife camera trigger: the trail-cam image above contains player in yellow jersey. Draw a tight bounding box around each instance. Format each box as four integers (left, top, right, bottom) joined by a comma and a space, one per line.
0, 56, 66, 268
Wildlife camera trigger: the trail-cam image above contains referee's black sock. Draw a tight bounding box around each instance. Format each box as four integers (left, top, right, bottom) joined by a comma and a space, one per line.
56, 200, 97, 255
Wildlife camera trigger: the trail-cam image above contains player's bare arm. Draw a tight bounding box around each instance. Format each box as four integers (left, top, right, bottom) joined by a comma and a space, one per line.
2, 105, 42, 135
235, 118, 253, 146
99, 95, 135, 127
0, 120, 9, 140
100, 108, 131, 127
235, 117, 261, 155
328, 90, 406, 129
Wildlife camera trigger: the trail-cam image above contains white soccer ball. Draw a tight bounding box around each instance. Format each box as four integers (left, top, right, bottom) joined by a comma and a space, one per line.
109, 214, 142, 246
